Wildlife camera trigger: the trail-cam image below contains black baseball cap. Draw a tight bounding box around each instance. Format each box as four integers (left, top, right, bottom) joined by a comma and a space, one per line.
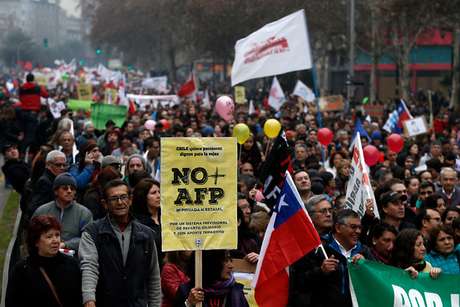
2, 143, 17, 154
380, 191, 407, 206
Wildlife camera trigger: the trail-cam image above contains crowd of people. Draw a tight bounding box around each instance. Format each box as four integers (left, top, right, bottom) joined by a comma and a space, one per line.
0, 70, 459, 307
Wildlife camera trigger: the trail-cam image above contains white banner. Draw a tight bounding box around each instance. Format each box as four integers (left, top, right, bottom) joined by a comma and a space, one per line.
126, 94, 179, 109
292, 80, 315, 102
142, 76, 168, 92
344, 132, 379, 218
231, 10, 312, 86
268, 76, 286, 111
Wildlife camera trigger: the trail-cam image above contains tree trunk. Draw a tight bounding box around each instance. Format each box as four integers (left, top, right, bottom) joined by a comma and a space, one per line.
399, 29, 411, 101
451, 27, 460, 112
369, 4, 378, 103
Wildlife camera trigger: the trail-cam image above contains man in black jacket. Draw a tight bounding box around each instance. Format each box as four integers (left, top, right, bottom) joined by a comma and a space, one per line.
28, 150, 67, 217
1, 143, 29, 194
79, 179, 160, 307
289, 209, 373, 307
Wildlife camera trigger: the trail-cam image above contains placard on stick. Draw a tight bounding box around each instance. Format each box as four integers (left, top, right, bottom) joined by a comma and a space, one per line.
161, 137, 238, 251
403, 116, 428, 137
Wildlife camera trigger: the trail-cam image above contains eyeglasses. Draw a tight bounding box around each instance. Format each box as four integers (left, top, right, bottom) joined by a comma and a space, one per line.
51, 162, 69, 169
341, 223, 362, 231
107, 194, 130, 204
314, 208, 333, 215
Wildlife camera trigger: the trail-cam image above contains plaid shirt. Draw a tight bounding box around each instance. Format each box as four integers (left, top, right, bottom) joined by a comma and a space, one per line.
425, 250, 460, 275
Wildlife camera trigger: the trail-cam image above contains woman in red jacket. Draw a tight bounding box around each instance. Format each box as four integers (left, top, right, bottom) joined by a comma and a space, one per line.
161, 251, 193, 307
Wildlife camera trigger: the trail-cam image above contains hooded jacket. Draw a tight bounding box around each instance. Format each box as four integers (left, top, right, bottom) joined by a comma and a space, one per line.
19, 82, 49, 111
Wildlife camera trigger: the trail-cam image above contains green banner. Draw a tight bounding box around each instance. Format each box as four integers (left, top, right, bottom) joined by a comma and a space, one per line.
67, 99, 93, 111
349, 260, 459, 307
90, 103, 127, 130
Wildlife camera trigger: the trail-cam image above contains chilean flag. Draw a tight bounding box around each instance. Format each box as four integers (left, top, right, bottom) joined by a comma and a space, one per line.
383, 99, 413, 134
253, 172, 321, 307
177, 75, 196, 97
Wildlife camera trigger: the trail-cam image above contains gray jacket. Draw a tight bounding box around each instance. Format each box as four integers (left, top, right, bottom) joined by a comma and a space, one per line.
33, 200, 93, 251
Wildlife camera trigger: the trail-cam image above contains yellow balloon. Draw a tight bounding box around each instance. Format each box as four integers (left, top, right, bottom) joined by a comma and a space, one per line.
233, 123, 250, 145
264, 119, 281, 138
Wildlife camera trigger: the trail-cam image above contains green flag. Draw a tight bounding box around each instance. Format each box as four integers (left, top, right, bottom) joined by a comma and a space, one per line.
90, 103, 127, 130
68, 99, 93, 111
349, 260, 459, 307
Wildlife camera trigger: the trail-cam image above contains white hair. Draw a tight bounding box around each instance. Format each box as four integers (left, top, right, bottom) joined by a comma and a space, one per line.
46, 150, 66, 163
440, 167, 457, 179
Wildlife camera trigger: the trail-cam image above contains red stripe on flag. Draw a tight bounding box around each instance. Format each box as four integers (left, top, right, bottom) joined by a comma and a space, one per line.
255, 270, 289, 307
257, 210, 320, 285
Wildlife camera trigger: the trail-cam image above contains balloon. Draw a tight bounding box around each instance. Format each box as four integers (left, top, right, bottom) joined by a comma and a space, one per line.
144, 119, 156, 131
363, 145, 380, 166
215, 96, 234, 122
233, 123, 250, 145
159, 119, 170, 130
263, 119, 281, 138
317, 128, 334, 146
387, 133, 404, 153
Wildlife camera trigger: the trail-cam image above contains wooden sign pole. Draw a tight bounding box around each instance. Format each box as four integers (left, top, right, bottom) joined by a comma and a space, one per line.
195, 250, 203, 307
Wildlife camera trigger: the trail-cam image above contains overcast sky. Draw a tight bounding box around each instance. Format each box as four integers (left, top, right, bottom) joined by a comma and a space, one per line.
60, 0, 80, 17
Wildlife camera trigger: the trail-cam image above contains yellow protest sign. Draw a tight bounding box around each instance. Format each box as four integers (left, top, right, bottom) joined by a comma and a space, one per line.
104, 88, 118, 104
234, 86, 246, 104
161, 137, 237, 251
77, 83, 93, 101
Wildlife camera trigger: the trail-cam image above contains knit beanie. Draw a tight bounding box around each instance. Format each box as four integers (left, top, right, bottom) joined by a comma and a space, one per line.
53, 172, 77, 190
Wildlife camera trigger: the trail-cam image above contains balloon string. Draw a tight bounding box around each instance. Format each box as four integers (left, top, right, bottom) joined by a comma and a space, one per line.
238, 144, 242, 166
264, 139, 272, 160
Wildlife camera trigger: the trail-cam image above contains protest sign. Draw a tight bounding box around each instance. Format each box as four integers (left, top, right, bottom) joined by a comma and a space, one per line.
231, 10, 312, 86
77, 83, 93, 101
363, 104, 384, 119
345, 133, 379, 218
67, 99, 92, 111
142, 76, 168, 92
105, 88, 118, 104
126, 94, 179, 109
403, 116, 428, 137
234, 86, 246, 104
349, 260, 459, 307
161, 138, 237, 251
90, 103, 127, 130
47, 99, 66, 119
318, 95, 345, 112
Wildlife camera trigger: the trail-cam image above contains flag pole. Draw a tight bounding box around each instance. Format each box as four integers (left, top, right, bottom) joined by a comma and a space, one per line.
319, 244, 329, 259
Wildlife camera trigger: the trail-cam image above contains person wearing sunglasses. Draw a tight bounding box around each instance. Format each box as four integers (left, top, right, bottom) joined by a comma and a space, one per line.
28, 150, 69, 217
33, 173, 93, 252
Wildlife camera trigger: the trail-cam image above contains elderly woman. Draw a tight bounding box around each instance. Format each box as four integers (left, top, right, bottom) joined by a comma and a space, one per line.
6, 215, 82, 307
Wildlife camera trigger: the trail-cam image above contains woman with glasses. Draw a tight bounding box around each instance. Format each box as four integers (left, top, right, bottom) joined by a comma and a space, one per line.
425, 225, 460, 274
6, 215, 82, 307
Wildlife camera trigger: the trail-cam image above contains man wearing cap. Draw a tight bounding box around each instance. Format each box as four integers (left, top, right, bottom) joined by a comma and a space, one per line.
33, 173, 93, 251
28, 150, 68, 216
1, 143, 29, 194
380, 191, 416, 231
101, 155, 122, 171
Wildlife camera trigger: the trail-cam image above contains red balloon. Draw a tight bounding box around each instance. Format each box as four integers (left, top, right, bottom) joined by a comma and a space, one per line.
363, 145, 380, 166
387, 133, 404, 153
160, 119, 170, 130
317, 128, 334, 146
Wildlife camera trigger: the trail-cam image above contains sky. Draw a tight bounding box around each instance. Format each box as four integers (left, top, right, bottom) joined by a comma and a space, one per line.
60, 0, 81, 18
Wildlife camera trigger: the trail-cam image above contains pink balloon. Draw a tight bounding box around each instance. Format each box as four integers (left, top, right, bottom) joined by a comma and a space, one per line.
363, 145, 380, 166
318, 128, 333, 146
215, 96, 234, 122
144, 119, 156, 130
387, 133, 404, 153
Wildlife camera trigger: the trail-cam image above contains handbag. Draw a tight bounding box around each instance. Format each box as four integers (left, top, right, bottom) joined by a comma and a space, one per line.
39, 267, 63, 307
